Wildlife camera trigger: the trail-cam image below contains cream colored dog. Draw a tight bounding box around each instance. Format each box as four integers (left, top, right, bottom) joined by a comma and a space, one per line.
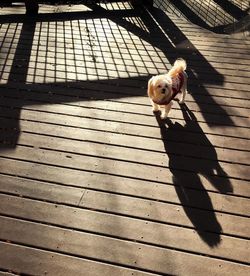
147, 58, 188, 119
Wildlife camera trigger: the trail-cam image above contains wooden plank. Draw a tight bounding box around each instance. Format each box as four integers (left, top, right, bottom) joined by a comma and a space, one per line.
3, 128, 248, 199
2, 34, 249, 69
2, 41, 249, 75
0, 242, 154, 276
0, 176, 249, 239
12, 122, 250, 166
0, 127, 249, 190
192, 44, 250, 57
4, 88, 249, 122
0, 216, 249, 275
1, 15, 248, 48
1, 64, 249, 98
0, 153, 247, 199
168, 22, 250, 41
1, 178, 249, 240
17, 125, 250, 166
2, 125, 250, 196
1, 84, 250, 117
0, 37, 247, 82
1, 151, 248, 218
0, 153, 249, 206
2, 59, 250, 93
80, 189, 250, 235
0, 142, 248, 184
187, 94, 250, 111
1, 57, 250, 89
0, 195, 249, 263
1, 116, 249, 158
183, 38, 250, 50
190, 64, 249, 78
1, 35, 249, 72
1, 103, 249, 141
0, 78, 247, 103
190, 86, 250, 100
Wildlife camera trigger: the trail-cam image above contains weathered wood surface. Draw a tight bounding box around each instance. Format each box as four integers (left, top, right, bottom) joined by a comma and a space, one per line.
0, 2, 249, 276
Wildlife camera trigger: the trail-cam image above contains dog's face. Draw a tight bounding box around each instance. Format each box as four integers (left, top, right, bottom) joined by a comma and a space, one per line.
148, 75, 172, 100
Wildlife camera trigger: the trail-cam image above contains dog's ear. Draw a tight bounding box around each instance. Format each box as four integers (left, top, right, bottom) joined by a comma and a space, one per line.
147, 76, 155, 98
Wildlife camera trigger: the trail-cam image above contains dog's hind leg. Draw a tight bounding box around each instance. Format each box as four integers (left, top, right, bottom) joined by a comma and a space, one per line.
179, 76, 188, 104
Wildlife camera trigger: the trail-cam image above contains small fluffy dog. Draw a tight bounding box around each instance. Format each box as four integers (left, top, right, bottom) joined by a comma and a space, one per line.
147, 58, 188, 119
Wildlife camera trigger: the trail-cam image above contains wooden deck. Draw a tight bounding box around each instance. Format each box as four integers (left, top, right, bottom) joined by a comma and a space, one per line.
0, 1, 249, 275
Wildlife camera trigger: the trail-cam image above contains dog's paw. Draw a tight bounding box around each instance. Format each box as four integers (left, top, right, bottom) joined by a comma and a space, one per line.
160, 112, 168, 119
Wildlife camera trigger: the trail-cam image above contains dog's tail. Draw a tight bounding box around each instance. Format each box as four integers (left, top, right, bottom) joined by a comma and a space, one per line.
168, 58, 187, 78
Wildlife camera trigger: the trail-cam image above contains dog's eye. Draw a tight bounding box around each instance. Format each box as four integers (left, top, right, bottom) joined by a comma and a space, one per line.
157, 85, 161, 88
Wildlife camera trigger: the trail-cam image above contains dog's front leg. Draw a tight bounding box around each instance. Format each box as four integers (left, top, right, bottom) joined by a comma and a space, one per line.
161, 102, 173, 119
151, 100, 159, 112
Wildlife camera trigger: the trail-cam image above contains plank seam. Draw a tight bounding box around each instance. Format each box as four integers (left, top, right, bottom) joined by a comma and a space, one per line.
0, 154, 249, 188
0, 170, 248, 199
0, 239, 168, 276
0, 215, 249, 266
0, 190, 238, 236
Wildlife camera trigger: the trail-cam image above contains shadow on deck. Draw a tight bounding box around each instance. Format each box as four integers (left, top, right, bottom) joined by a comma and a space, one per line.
0, 1, 249, 275
0, 1, 235, 148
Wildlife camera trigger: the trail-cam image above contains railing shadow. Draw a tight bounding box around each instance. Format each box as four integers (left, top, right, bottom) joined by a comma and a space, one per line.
154, 103, 233, 246
0, 2, 233, 153
160, 0, 249, 33
136, 6, 236, 126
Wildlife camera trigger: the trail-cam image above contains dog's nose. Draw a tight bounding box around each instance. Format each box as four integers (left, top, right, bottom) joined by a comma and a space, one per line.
161, 88, 166, 94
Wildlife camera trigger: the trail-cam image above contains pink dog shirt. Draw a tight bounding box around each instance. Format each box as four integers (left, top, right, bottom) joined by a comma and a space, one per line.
172, 72, 184, 95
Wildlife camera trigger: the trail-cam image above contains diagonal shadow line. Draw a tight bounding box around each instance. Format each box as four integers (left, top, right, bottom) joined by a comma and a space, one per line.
0, 3, 233, 151
1, 5, 229, 93
167, 0, 214, 31
0, 5, 152, 149
0, 3, 235, 249
1, 4, 226, 87
213, 0, 249, 21
136, 6, 234, 126
166, 0, 250, 33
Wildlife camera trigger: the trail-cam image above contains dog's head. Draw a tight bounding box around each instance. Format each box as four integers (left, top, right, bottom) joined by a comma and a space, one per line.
147, 74, 173, 100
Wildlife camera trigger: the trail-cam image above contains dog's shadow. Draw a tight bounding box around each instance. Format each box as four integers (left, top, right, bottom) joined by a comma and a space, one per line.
155, 103, 233, 247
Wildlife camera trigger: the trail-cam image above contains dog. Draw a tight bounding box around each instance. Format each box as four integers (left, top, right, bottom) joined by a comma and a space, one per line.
147, 58, 188, 119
